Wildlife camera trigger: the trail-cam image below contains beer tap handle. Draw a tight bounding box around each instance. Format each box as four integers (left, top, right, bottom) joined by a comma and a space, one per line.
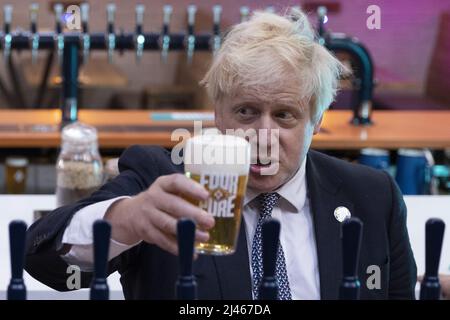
106, 3, 116, 63
212, 5, 222, 55
339, 217, 363, 300
90, 220, 111, 300
54, 3, 63, 33
317, 6, 327, 45
54, 3, 64, 65
7, 220, 27, 300
81, 2, 89, 33
29, 3, 38, 34
135, 4, 145, 63
161, 5, 173, 63
80, 2, 90, 63
29, 3, 39, 64
3, 4, 12, 34
259, 219, 280, 300
240, 6, 250, 23
3, 5, 13, 63
186, 5, 197, 65
420, 218, 445, 300
176, 219, 197, 300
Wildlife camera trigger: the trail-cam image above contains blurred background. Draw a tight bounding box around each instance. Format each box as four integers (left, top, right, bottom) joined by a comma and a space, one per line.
0, 0, 447, 110
0, 0, 448, 195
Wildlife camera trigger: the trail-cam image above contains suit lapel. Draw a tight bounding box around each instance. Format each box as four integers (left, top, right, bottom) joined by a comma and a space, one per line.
212, 218, 252, 299
306, 151, 354, 300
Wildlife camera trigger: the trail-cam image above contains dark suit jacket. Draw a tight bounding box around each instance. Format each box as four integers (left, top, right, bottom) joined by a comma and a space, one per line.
25, 145, 417, 299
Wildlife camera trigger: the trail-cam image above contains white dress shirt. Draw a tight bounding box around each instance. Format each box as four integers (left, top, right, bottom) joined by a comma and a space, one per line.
61, 160, 320, 299
61, 196, 134, 271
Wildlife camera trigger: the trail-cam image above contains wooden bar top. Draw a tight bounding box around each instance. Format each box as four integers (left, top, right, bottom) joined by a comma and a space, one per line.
0, 109, 449, 149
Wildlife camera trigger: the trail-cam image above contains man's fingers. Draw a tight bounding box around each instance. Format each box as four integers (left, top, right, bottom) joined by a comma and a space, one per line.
160, 174, 209, 201
195, 229, 210, 243
151, 209, 177, 236
139, 173, 215, 254
157, 193, 215, 230
144, 222, 208, 256
150, 208, 210, 243
144, 225, 178, 256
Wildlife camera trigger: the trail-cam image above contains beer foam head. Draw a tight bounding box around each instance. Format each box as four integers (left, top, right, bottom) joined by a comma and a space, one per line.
184, 133, 250, 175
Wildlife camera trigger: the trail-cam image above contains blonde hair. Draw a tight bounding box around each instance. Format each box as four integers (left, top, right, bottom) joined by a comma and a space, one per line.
200, 8, 347, 123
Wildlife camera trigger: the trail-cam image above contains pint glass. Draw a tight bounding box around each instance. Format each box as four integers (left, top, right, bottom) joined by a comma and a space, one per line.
184, 133, 250, 255
5, 157, 28, 194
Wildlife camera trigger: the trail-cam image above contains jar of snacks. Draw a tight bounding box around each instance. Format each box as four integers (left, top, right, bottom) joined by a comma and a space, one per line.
56, 122, 103, 207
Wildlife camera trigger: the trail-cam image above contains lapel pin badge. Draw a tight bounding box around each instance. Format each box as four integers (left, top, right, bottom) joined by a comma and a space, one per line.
334, 206, 351, 222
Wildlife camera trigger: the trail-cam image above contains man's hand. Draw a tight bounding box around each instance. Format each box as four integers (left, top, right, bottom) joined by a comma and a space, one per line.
418, 274, 450, 299
440, 275, 450, 299
104, 173, 214, 255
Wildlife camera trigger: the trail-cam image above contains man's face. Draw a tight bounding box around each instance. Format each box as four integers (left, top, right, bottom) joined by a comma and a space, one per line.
215, 80, 322, 193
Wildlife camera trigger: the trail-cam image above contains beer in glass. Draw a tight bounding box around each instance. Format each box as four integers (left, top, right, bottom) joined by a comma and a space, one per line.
5, 157, 28, 194
184, 133, 250, 255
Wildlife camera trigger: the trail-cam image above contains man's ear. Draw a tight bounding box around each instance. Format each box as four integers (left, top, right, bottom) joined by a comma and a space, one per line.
313, 115, 323, 135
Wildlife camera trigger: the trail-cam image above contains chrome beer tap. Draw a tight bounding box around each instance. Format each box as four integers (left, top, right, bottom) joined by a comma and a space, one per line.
135, 4, 145, 63
3, 5, 12, 63
240, 6, 250, 23
54, 3, 64, 65
186, 4, 197, 65
212, 5, 222, 55
160, 5, 173, 63
106, 3, 116, 63
317, 6, 327, 45
80, 3, 90, 63
29, 3, 39, 64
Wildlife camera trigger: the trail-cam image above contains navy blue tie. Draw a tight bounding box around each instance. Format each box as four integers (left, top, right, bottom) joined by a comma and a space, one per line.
251, 193, 292, 300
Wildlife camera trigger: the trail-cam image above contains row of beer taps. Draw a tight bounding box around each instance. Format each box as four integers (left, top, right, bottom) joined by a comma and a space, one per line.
1, 3, 294, 65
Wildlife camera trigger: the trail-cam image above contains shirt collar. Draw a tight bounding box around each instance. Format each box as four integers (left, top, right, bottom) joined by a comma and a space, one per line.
244, 158, 307, 213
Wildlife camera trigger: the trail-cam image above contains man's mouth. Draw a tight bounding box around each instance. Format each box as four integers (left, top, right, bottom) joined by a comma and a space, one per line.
250, 158, 272, 174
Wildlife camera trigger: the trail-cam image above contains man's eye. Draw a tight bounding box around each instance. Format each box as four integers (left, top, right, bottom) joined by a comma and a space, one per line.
237, 107, 257, 117
275, 111, 294, 120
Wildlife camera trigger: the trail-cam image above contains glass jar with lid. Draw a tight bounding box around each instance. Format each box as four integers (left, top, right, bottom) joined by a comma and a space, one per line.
56, 122, 103, 207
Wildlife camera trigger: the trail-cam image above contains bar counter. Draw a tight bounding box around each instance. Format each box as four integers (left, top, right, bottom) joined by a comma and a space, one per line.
1, 194, 449, 299
0, 109, 449, 149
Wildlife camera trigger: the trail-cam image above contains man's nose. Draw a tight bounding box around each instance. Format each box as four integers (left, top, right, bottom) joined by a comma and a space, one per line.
250, 114, 280, 153
254, 114, 277, 136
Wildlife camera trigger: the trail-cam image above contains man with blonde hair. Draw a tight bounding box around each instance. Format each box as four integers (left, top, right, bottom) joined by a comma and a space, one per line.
26, 8, 416, 299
